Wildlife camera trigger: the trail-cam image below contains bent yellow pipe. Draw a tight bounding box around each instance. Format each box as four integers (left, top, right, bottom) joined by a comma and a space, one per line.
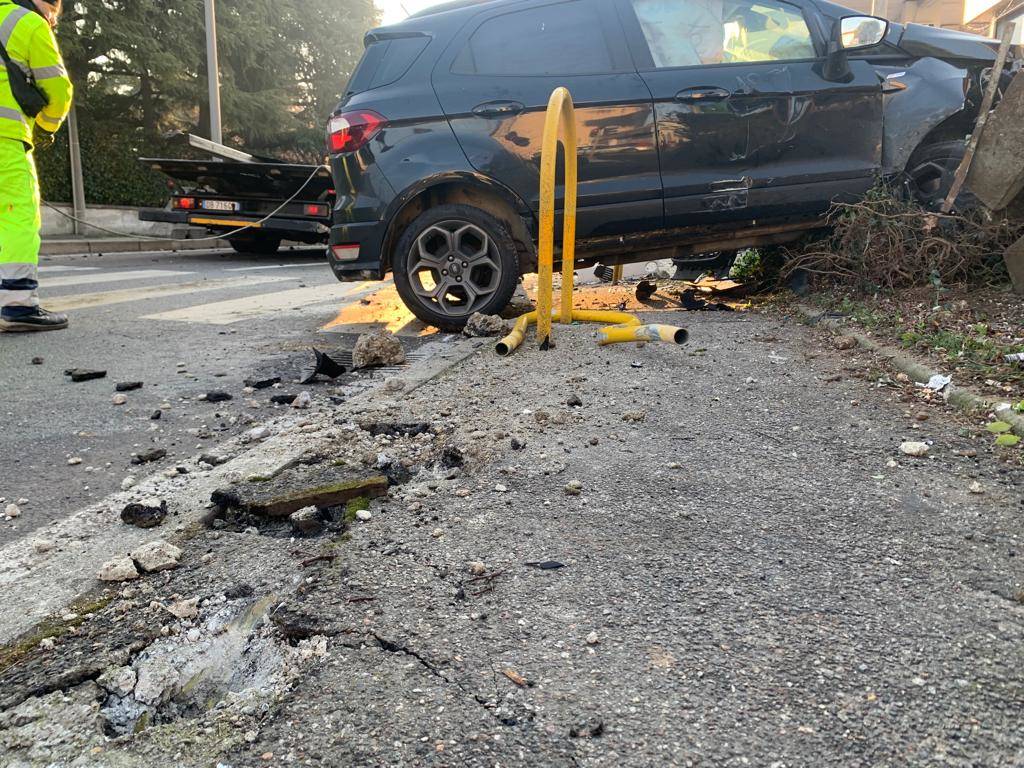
598, 323, 689, 346
496, 309, 642, 356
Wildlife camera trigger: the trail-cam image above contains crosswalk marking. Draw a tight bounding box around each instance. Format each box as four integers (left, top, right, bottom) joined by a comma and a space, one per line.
141, 281, 376, 325
38, 265, 100, 273
45, 270, 194, 289
46, 276, 289, 313
225, 263, 326, 272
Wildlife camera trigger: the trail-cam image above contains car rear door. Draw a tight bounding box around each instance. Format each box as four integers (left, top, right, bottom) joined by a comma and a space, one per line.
618, 0, 883, 228
431, 0, 663, 239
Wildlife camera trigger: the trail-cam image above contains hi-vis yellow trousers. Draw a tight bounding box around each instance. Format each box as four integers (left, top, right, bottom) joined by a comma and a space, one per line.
0, 137, 41, 311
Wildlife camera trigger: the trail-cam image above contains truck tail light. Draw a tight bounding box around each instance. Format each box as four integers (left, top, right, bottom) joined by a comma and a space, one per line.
173, 196, 196, 210
304, 203, 329, 217
327, 111, 385, 154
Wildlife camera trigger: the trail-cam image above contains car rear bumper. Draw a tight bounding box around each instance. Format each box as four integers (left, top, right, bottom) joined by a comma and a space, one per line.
327, 220, 388, 282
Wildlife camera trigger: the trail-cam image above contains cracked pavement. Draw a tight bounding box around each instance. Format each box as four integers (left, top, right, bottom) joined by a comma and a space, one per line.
3, 303, 1024, 767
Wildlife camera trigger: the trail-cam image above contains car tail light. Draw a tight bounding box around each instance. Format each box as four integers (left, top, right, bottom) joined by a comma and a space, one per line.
327, 110, 385, 153
173, 196, 196, 210
331, 244, 360, 261
304, 203, 329, 217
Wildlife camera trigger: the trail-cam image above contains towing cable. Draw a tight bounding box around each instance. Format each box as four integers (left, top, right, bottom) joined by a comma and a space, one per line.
40, 163, 327, 243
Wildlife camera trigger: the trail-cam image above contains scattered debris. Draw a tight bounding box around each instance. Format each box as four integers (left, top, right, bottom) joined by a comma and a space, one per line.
30, 356, 43, 365
243, 426, 272, 443
290, 391, 312, 409
129, 540, 182, 572
150, 410, 162, 420
4, 503, 21, 518
833, 335, 857, 350
917, 374, 952, 393
352, 330, 406, 369
244, 376, 281, 389
567, 394, 583, 407
67, 457, 82, 465
524, 560, 566, 570
463, 312, 510, 337
355, 509, 372, 522
502, 668, 529, 687
31, 538, 53, 553
361, 422, 431, 438
570, 718, 605, 738
202, 391, 233, 403
112, 393, 128, 406
585, 631, 600, 645
132, 448, 167, 465
467, 561, 487, 576
678, 288, 733, 311
635, 280, 657, 301
120, 477, 136, 490
97, 556, 139, 582
440, 445, 465, 468
301, 348, 346, 384
199, 453, 230, 467
969, 481, 985, 494
115, 381, 143, 392
622, 410, 646, 422
1006, 352, 1024, 366
289, 506, 324, 536
65, 368, 106, 382
270, 394, 297, 405
899, 441, 930, 457
120, 498, 168, 529
163, 596, 199, 619
564, 480, 583, 495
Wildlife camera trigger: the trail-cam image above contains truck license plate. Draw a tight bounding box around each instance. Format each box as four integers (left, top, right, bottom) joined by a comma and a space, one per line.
201, 200, 239, 212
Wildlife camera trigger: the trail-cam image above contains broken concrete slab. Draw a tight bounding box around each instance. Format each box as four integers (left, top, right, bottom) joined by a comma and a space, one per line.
211, 465, 388, 518
463, 312, 510, 337
129, 540, 181, 573
97, 556, 139, 582
966, 71, 1024, 211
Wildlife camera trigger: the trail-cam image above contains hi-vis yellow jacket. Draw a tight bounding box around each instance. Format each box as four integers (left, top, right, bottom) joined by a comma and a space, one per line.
0, 0, 73, 147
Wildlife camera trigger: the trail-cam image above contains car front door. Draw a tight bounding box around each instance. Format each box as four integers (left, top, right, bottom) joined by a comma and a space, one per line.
618, 0, 883, 228
431, 0, 664, 240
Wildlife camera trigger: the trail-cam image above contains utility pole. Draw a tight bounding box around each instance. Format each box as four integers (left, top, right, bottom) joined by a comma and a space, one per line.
204, 0, 222, 145
67, 105, 86, 236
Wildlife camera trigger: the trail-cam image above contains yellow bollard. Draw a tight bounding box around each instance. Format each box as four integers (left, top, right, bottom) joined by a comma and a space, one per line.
499, 86, 687, 356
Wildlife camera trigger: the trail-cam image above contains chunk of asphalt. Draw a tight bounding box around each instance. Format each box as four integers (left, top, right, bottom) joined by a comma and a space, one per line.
210, 465, 388, 518
269, 394, 298, 405
243, 376, 281, 390
115, 381, 143, 392
120, 499, 167, 529
203, 391, 233, 403
65, 368, 106, 383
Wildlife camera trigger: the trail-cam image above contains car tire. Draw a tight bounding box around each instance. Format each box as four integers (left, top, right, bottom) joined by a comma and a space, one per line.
905, 140, 977, 212
392, 204, 520, 331
228, 234, 282, 255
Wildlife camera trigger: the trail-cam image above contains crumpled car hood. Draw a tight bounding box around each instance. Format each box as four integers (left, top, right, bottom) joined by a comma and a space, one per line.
897, 23, 999, 64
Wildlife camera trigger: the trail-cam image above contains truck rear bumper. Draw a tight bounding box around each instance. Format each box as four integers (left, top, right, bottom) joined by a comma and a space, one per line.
139, 209, 329, 239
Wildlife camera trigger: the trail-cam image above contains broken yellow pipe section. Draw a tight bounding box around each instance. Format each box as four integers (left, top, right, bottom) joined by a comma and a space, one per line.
598, 323, 689, 346
496, 309, 641, 356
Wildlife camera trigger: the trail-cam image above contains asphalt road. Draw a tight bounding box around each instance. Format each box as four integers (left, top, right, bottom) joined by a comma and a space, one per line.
0, 245, 432, 545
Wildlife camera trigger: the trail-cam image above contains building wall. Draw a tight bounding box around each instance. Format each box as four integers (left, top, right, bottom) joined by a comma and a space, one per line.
839, 0, 985, 31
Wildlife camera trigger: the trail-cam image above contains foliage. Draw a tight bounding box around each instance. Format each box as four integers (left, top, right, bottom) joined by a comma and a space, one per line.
781, 186, 1024, 292
42, 0, 378, 204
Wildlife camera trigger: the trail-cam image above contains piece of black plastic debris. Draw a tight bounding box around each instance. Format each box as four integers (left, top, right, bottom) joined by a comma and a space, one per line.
301, 348, 346, 384
244, 376, 281, 390
594, 264, 614, 283
132, 448, 167, 465
30, 356, 43, 365
567, 394, 583, 407
635, 280, 657, 301
120, 499, 167, 529
115, 381, 143, 392
150, 410, 162, 420
439, 445, 465, 468
679, 288, 733, 312
65, 368, 106, 383
270, 394, 298, 405
204, 391, 233, 403
524, 560, 566, 570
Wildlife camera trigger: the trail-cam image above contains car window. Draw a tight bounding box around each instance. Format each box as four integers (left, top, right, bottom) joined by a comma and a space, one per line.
630, 0, 815, 68
346, 36, 430, 96
452, 1, 615, 75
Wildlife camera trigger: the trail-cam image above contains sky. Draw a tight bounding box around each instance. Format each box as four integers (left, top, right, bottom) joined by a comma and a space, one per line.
376, 0, 442, 25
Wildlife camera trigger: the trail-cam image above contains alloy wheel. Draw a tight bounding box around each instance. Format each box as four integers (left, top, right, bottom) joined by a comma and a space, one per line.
408, 220, 502, 317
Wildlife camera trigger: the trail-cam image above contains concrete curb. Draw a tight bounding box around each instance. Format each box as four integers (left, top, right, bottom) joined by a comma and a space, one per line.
793, 303, 1024, 438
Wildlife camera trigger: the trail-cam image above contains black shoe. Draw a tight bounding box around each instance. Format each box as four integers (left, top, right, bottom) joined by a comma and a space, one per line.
0, 307, 69, 332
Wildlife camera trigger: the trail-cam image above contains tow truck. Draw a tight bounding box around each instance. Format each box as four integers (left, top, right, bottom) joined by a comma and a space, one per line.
138, 135, 333, 255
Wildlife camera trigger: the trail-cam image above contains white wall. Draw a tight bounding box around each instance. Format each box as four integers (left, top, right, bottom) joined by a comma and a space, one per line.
41, 204, 177, 239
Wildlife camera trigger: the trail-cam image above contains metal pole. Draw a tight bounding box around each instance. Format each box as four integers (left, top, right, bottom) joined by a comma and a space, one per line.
67, 105, 86, 236
204, 0, 222, 145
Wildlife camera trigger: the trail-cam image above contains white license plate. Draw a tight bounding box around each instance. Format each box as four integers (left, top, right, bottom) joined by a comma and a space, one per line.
201, 200, 239, 212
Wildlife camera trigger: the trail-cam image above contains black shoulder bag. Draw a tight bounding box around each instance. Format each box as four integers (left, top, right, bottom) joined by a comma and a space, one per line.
0, 35, 48, 118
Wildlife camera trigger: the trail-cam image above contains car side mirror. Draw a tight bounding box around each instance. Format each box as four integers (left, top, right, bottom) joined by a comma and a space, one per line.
822, 16, 886, 82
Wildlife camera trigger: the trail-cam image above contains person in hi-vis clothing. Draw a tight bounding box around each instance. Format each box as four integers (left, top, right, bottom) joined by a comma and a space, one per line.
0, 0, 72, 332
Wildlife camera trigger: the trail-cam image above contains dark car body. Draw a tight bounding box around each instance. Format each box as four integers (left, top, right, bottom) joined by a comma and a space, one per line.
325, 0, 1010, 326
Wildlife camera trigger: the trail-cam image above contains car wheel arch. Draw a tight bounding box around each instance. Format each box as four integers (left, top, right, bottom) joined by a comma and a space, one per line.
380, 175, 535, 275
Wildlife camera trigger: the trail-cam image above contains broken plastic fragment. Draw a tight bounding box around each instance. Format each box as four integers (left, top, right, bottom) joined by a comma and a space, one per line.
917, 374, 951, 392
301, 348, 346, 384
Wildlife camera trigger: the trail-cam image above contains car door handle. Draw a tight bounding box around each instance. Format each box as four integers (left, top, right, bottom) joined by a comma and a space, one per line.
472, 100, 525, 118
675, 87, 731, 103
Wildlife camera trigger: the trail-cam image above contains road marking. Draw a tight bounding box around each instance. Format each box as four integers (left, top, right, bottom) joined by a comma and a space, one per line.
142, 281, 375, 325
225, 263, 326, 272
38, 265, 100, 273
44, 270, 194, 288
46, 276, 289, 312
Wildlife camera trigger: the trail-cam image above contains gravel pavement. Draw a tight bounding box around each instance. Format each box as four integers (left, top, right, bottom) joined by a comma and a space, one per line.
2, 302, 1023, 767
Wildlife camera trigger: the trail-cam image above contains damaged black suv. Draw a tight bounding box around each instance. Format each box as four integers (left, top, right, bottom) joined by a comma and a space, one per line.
326, 0, 1014, 329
